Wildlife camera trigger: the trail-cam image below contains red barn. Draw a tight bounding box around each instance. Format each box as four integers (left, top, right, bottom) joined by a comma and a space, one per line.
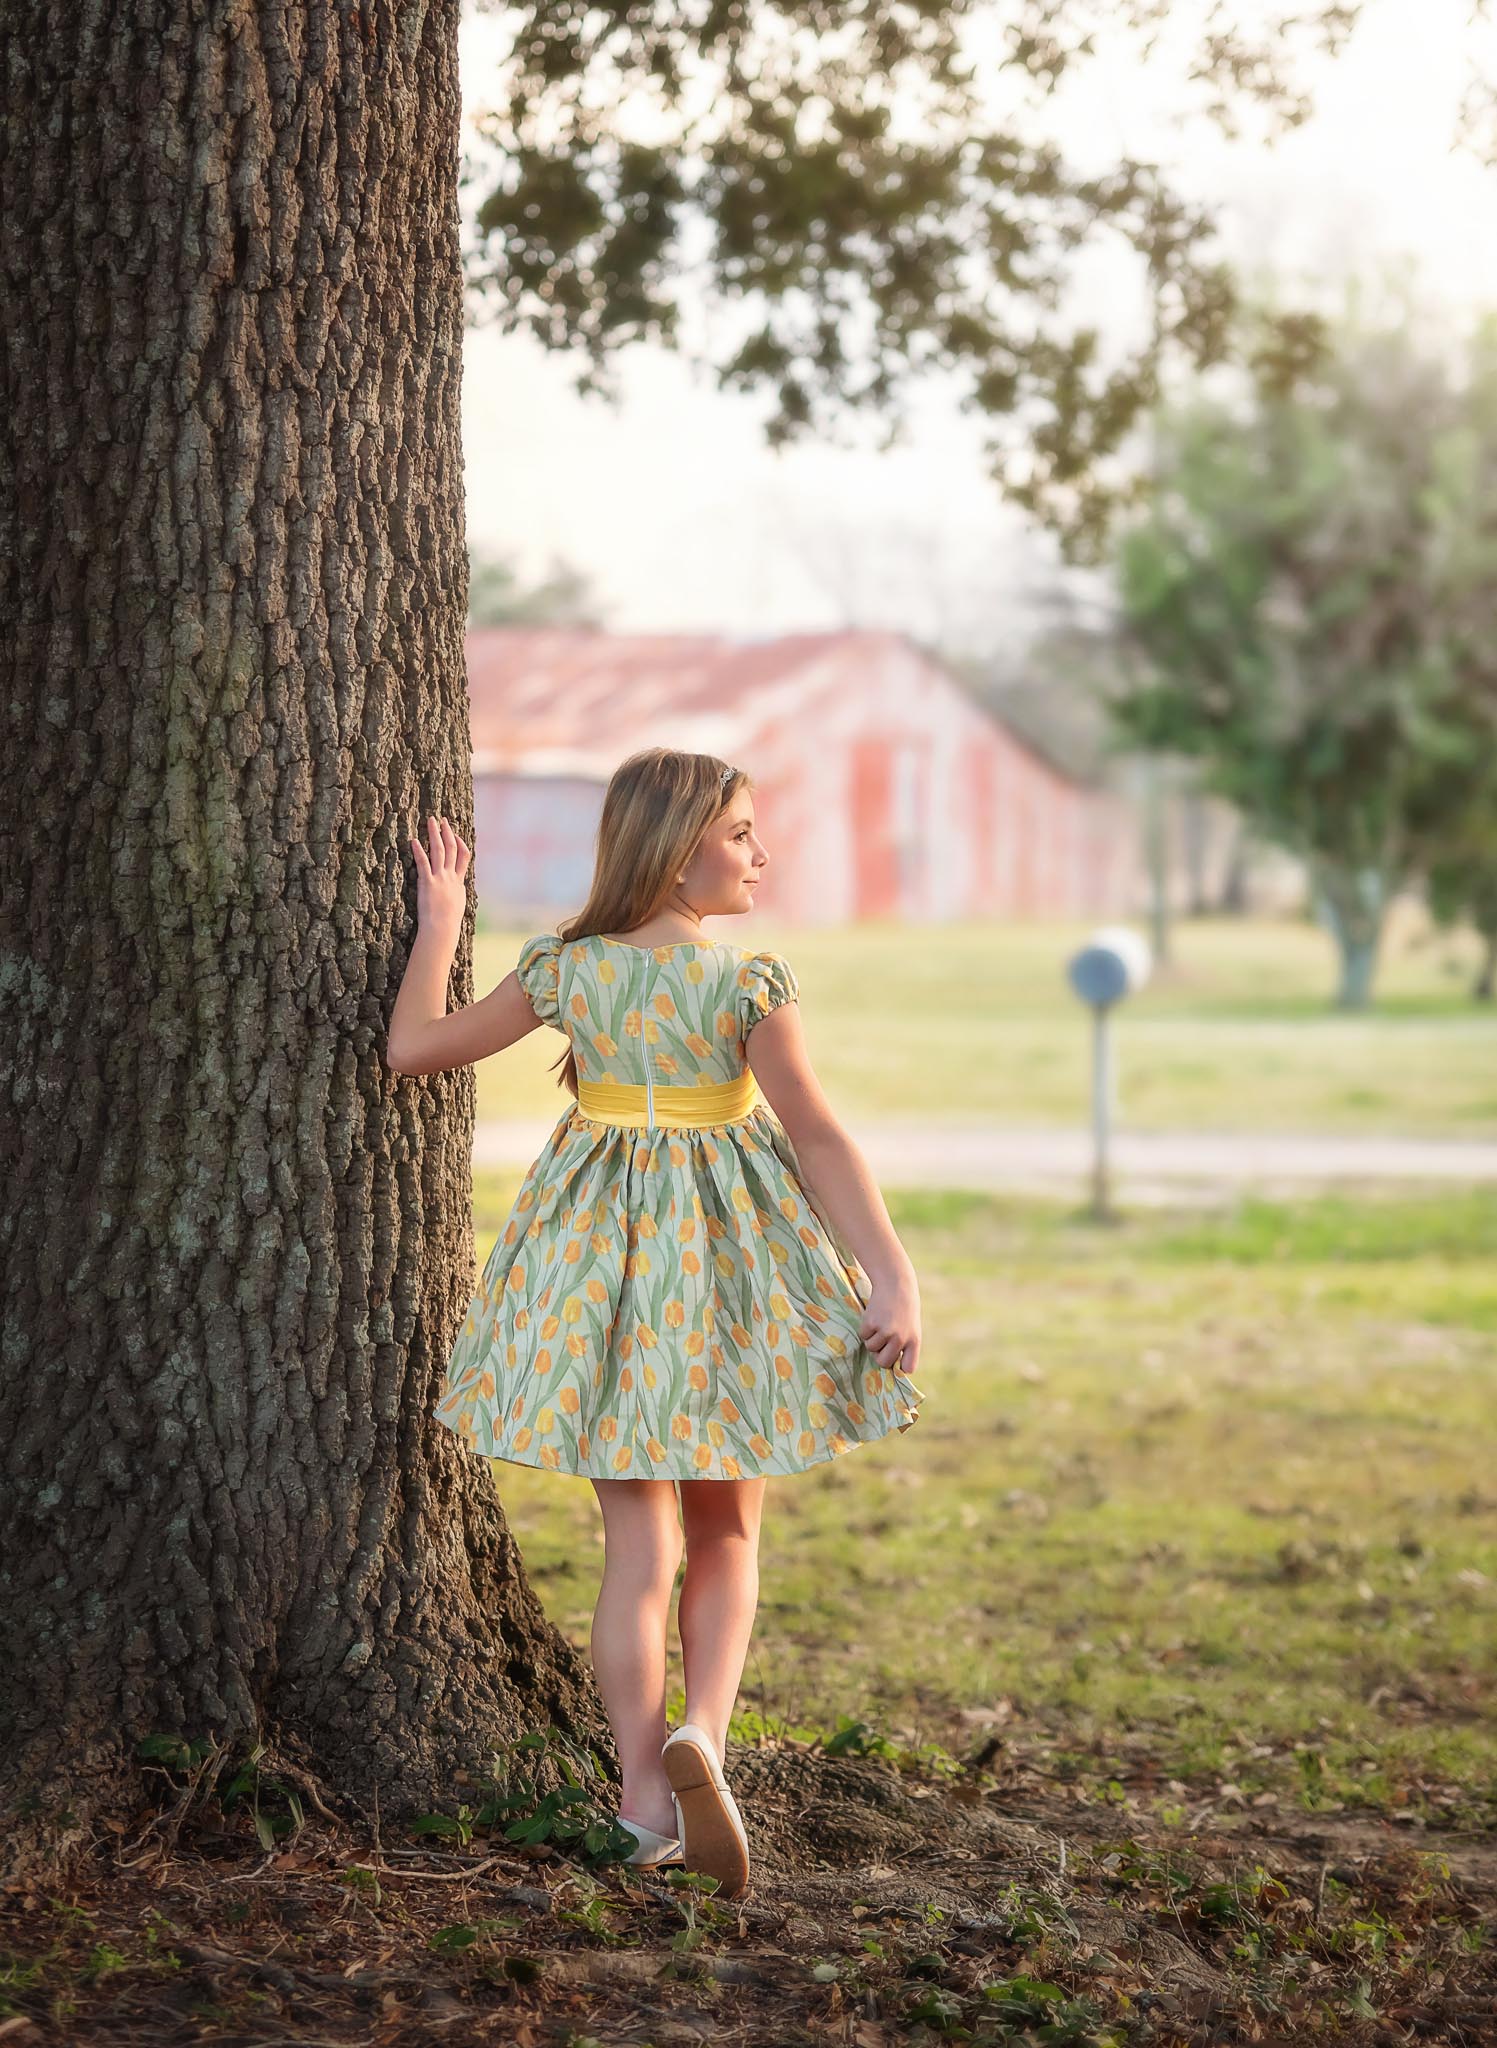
466, 626, 1139, 928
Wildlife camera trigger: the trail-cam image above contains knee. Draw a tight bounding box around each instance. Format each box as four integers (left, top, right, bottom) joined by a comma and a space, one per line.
605, 1524, 684, 1592
683, 1519, 760, 1566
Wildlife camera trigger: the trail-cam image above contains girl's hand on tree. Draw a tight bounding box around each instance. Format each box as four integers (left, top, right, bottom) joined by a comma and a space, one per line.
858, 1263, 921, 1377
410, 814, 471, 948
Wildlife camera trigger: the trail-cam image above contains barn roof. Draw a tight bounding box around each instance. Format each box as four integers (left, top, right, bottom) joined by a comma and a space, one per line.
465, 624, 1087, 786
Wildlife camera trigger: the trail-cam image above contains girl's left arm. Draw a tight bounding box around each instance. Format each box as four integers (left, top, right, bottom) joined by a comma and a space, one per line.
747, 1003, 920, 1376
386, 815, 543, 1075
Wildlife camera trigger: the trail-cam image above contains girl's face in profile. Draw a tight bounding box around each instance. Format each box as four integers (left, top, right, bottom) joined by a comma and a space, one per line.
682, 793, 768, 915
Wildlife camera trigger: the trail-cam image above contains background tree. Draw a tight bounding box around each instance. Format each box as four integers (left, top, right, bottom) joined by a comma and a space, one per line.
1405, 313, 1497, 999
468, 543, 605, 626
970, 595, 1268, 963
970, 601, 1181, 960
463, 0, 1360, 558
1107, 290, 1497, 1010
1411, 685, 1497, 1003
1427, 833, 1497, 1002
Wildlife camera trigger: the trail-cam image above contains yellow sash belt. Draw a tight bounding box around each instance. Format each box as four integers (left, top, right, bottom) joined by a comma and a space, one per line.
575, 1071, 761, 1128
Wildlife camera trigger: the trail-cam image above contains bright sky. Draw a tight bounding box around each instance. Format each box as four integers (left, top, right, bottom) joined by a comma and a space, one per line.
456, 0, 1497, 644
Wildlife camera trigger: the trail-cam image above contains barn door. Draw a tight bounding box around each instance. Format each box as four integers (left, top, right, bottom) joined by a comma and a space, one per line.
851, 738, 927, 918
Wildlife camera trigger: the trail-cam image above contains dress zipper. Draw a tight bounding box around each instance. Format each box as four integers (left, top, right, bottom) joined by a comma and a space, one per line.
640, 952, 656, 1125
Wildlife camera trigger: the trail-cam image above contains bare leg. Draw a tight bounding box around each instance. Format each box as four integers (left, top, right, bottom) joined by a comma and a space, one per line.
588, 1476, 684, 1835
676, 1476, 768, 1762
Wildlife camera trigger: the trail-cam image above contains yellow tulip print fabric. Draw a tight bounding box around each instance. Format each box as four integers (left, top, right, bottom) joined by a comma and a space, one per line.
432, 933, 927, 1478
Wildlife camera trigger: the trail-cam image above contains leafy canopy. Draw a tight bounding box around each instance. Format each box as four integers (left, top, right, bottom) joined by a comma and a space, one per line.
1111, 286, 1497, 907
463, 0, 1361, 556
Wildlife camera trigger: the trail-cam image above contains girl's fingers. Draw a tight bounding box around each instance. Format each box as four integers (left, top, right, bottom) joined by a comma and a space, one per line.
861, 1315, 917, 1372
412, 817, 468, 878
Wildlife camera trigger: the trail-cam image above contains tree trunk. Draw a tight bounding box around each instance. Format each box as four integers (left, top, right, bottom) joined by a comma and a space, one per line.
1180, 786, 1210, 917
1311, 860, 1390, 1011
1138, 754, 1173, 965
1474, 926, 1497, 1003
0, 1, 603, 1881
1217, 818, 1251, 915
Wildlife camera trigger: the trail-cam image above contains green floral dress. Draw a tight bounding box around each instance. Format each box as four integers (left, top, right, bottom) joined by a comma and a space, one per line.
433, 932, 927, 1479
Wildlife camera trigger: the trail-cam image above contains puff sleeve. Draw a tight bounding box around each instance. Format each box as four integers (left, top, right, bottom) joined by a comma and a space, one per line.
516, 932, 564, 1028
738, 950, 799, 1039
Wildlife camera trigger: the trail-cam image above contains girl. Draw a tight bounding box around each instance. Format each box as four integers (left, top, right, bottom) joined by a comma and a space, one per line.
388, 748, 926, 1897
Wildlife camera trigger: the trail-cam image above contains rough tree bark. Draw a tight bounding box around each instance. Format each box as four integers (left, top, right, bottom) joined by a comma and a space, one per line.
0, 1, 603, 1879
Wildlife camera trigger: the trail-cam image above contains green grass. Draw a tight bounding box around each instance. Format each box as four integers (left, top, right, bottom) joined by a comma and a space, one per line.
1145, 1187, 1497, 1263
469, 904, 1497, 1136
470, 1171, 1497, 1828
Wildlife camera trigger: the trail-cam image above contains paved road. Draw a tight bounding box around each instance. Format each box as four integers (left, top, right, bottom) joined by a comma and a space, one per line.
473, 1116, 1497, 1205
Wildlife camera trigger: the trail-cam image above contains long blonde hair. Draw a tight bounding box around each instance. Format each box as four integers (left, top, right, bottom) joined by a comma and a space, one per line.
543, 748, 753, 1098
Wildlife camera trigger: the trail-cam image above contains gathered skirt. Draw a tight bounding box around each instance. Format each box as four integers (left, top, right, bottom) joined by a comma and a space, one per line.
433, 1100, 927, 1478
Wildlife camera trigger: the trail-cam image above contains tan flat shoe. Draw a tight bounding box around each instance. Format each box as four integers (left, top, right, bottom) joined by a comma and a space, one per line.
660, 1721, 750, 1898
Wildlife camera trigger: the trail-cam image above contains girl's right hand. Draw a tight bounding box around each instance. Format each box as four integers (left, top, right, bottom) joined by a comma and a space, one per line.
410, 814, 471, 947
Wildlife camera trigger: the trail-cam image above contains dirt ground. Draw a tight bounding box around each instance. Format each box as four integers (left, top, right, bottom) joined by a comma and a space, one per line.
2, 1733, 1492, 2047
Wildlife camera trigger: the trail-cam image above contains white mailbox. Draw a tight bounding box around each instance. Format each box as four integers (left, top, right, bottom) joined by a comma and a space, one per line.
1067, 926, 1153, 1009
1065, 927, 1153, 1219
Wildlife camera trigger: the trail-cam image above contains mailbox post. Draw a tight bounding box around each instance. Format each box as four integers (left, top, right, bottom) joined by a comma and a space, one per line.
1065, 927, 1153, 1222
